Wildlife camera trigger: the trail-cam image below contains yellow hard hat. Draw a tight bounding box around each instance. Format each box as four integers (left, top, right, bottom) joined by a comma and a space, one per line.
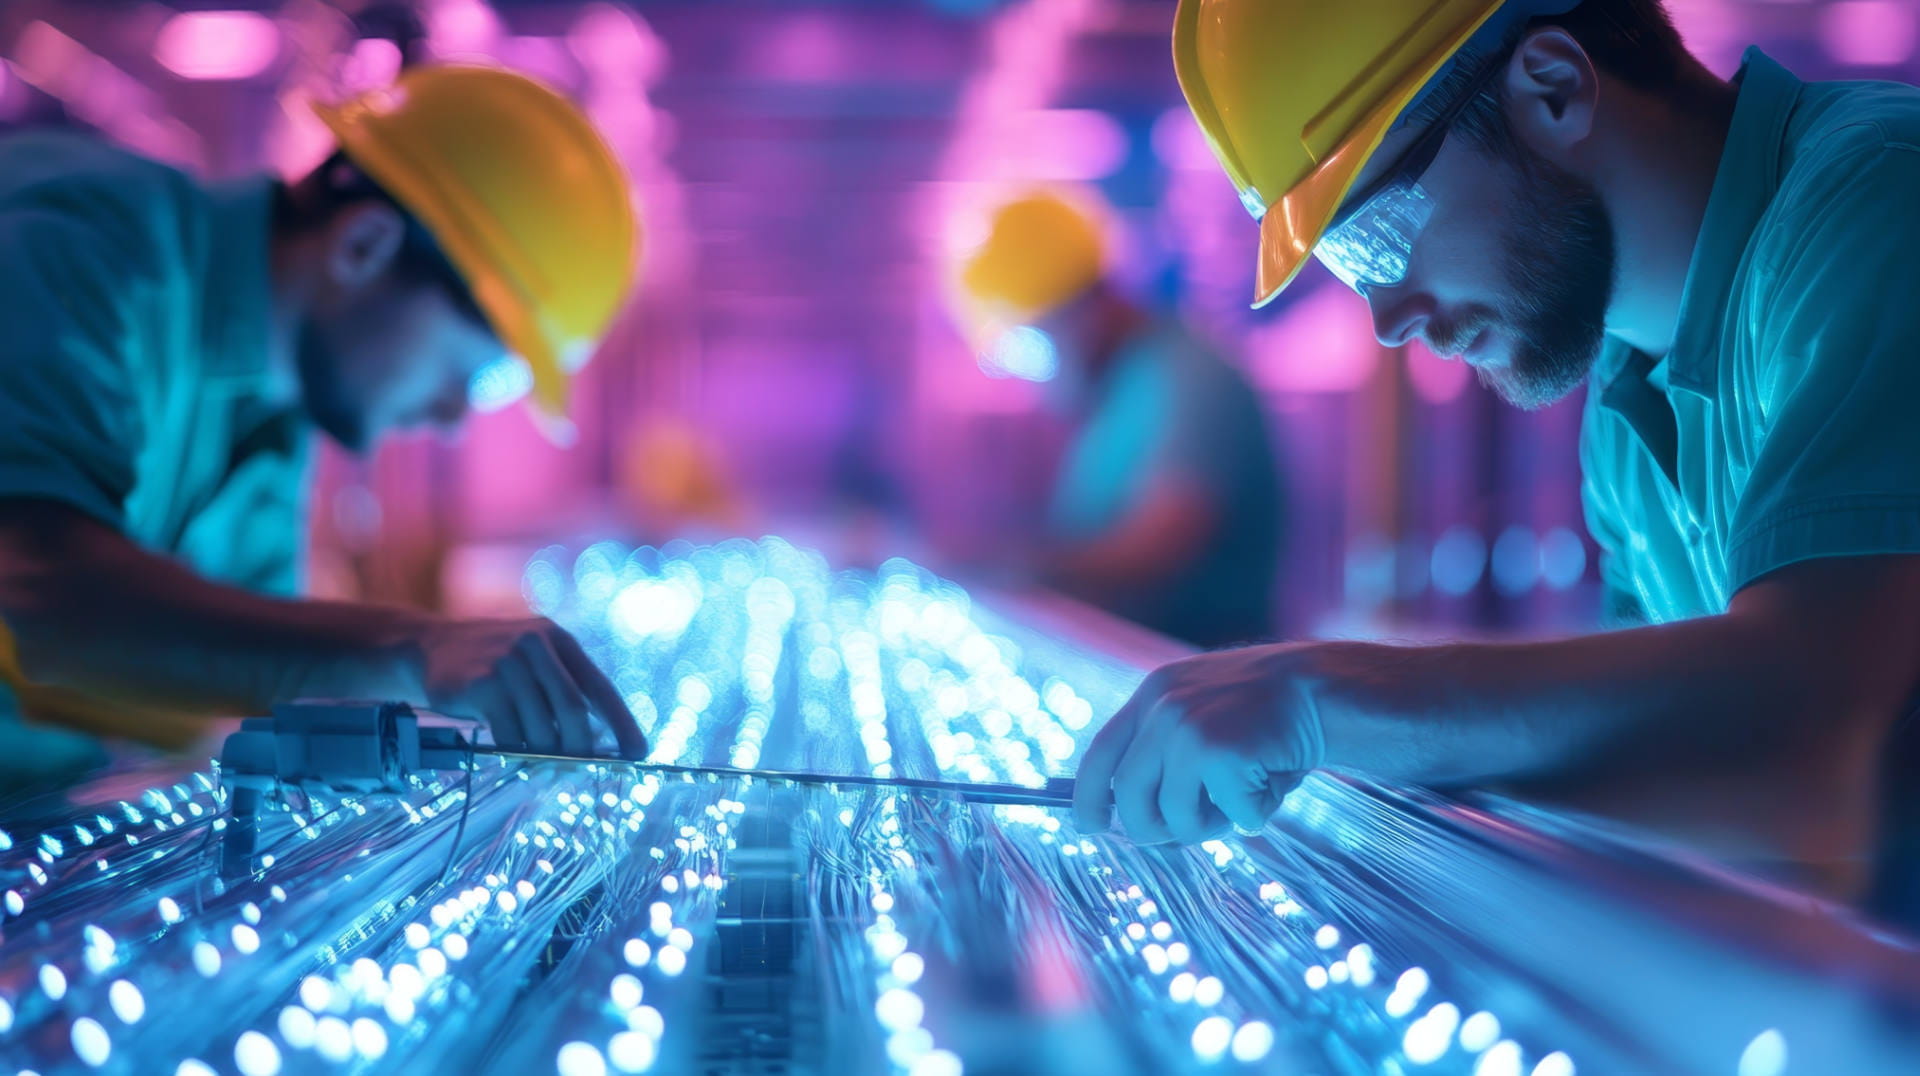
621, 419, 751, 532
312, 64, 639, 419
1174, 0, 1574, 307
958, 188, 1108, 325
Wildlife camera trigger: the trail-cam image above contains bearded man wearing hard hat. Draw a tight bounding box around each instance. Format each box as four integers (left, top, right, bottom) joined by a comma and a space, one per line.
0, 65, 648, 787
1076, 0, 1920, 911
958, 188, 1283, 650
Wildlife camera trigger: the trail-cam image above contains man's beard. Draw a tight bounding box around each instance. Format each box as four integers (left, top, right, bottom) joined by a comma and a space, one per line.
1436, 141, 1618, 410
295, 319, 372, 454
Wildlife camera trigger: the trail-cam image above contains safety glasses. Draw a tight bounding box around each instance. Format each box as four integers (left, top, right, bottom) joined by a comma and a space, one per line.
1313, 55, 1505, 295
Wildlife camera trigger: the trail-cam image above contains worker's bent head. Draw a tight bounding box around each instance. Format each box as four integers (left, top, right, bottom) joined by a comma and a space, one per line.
286, 64, 638, 451
1177, 0, 1703, 408
953, 187, 1125, 398
274, 153, 501, 451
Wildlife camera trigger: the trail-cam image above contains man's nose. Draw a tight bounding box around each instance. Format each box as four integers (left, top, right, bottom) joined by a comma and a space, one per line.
1366, 282, 1432, 350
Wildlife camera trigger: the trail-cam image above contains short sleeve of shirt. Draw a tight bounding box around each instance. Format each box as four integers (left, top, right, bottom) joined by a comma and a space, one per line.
1727, 141, 1920, 591
0, 209, 147, 529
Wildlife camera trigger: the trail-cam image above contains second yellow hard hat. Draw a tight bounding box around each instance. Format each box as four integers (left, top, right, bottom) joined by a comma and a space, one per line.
958, 188, 1109, 326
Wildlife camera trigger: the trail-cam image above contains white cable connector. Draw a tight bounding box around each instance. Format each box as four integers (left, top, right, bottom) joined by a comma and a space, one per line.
220, 700, 473, 796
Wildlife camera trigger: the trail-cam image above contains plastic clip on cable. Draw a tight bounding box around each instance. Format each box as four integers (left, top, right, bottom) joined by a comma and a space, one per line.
218, 700, 473, 875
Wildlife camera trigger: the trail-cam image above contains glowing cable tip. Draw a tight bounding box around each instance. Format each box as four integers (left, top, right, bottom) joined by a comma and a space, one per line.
1232, 1021, 1275, 1062
608, 1030, 658, 1073
1531, 1052, 1575, 1076
1739, 1030, 1788, 1076
909, 1050, 964, 1076
1191, 1015, 1234, 1061
1475, 1041, 1524, 1076
71, 1017, 111, 1067
557, 1041, 608, 1076
234, 1030, 281, 1076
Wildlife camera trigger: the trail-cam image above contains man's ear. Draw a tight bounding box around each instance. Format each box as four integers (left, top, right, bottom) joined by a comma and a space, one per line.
322, 200, 407, 291
1502, 27, 1599, 158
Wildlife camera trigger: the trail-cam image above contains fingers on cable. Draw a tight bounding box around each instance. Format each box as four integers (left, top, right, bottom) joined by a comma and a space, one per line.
551, 628, 647, 758
1112, 717, 1174, 844
518, 631, 594, 756
467, 677, 529, 752
1073, 694, 1146, 832
1202, 755, 1282, 834
498, 657, 558, 753
1158, 730, 1215, 844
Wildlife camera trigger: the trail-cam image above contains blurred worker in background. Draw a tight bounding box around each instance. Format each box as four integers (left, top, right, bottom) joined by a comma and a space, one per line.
956, 188, 1283, 649
619, 417, 756, 540
1079, 0, 1920, 911
0, 65, 647, 789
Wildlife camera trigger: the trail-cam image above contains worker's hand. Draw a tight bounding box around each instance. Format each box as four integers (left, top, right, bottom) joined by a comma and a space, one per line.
1073, 644, 1325, 844
403, 616, 648, 759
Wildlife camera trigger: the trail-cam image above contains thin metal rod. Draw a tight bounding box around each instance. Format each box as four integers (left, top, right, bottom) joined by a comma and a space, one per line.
467, 747, 1076, 807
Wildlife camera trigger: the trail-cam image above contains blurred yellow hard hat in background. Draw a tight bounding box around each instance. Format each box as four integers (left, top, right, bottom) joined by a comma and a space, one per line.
1173, 0, 1577, 307
620, 418, 752, 535
312, 64, 639, 421
957, 188, 1109, 326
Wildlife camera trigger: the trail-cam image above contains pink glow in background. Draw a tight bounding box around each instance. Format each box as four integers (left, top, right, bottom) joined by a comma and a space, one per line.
2, 0, 1914, 636
155, 11, 281, 81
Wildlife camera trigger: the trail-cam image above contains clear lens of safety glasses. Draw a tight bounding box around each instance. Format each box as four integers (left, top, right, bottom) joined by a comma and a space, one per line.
469, 355, 534, 413
1313, 182, 1435, 294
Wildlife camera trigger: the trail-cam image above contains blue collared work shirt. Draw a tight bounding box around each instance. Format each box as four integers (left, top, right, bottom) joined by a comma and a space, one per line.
0, 132, 310, 759
1582, 50, 1920, 622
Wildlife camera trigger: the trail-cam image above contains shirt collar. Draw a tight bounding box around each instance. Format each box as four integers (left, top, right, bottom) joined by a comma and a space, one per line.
1663, 47, 1804, 395
198, 176, 276, 381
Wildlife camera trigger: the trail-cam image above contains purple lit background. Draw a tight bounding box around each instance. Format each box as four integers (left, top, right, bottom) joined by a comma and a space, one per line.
3, 0, 1916, 639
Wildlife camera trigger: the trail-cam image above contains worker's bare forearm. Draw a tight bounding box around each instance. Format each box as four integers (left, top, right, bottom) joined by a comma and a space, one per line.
0, 502, 419, 712
1309, 559, 1920, 786
1306, 623, 1792, 783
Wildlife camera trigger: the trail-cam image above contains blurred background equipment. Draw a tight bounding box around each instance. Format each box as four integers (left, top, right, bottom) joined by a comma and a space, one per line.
4, 0, 1910, 645
4, 540, 1919, 1076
